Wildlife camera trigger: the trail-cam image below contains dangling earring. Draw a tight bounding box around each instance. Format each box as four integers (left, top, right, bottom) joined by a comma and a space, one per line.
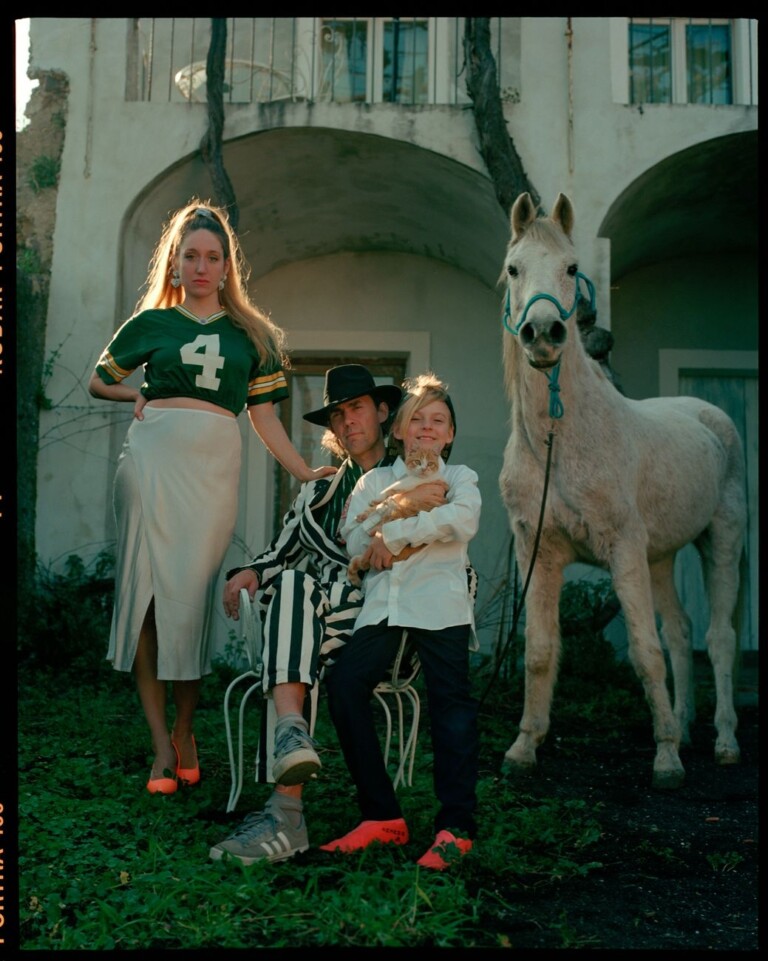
219, 276, 227, 291
171, 271, 181, 288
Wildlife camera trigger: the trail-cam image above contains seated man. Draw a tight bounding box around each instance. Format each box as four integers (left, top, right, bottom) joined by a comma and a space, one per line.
210, 364, 447, 864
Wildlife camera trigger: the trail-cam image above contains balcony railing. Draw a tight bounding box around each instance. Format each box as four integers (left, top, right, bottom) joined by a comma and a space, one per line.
127, 18, 757, 111
127, 17, 517, 107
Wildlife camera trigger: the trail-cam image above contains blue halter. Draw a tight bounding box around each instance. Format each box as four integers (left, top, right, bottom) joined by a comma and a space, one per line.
502, 271, 595, 420
502, 270, 595, 336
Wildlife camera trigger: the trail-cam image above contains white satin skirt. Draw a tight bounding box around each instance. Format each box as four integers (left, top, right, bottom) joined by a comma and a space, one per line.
107, 406, 241, 680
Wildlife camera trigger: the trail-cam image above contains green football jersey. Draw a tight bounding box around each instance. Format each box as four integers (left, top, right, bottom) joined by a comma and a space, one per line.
95, 306, 288, 415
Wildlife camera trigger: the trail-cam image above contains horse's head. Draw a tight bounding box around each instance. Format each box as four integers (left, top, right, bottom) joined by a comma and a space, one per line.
502, 193, 584, 371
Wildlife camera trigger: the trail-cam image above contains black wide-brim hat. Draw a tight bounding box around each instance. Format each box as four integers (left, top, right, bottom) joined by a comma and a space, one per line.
303, 364, 403, 427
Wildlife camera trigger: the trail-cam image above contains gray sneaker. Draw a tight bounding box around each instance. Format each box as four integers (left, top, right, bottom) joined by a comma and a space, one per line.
272, 724, 322, 785
209, 798, 309, 865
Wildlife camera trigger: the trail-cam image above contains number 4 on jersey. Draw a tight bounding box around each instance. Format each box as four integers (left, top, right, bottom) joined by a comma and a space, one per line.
180, 334, 225, 390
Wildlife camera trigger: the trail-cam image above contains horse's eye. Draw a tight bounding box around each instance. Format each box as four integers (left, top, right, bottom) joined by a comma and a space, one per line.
567, 263, 578, 276
507, 265, 518, 278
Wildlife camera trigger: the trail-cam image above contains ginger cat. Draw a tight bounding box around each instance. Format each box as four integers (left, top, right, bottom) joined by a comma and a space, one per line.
347, 447, 442, 586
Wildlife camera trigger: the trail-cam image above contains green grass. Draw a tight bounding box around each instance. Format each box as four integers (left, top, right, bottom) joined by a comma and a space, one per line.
17, 652, 625, 950
16, 564, 646, 950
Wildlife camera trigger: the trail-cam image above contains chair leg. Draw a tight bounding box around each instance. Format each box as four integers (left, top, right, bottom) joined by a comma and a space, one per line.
373, 630, 421, 790
402, 688, 420, 787
373, 690, 394, 765
394, 693, 406, 787
390, 689, 421, 789
229, 681, 262, 813
375, 687, 421, 790
223, 672, 261, 813
223, 676, 244, 812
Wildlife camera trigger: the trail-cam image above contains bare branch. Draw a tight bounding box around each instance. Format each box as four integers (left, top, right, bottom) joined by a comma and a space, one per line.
463, 18, 541, 215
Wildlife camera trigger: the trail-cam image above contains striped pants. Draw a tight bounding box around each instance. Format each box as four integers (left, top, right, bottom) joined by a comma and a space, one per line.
253, 569, 362, 782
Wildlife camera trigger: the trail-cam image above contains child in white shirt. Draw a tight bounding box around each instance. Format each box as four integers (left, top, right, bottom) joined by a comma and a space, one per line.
321, 372, 481, 870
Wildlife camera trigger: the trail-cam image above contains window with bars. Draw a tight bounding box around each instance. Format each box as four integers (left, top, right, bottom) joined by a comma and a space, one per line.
382, 19, 429, 104
319, 20, 368, 102
319, 17, 430, 104
629, 17, 733, 104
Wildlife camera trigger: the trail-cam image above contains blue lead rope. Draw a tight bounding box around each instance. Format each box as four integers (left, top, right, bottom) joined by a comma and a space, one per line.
546, 364, 564, 419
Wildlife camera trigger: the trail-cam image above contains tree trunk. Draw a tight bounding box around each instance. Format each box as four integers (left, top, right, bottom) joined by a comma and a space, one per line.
463, 18, 540, 216
15, 66, 69, 630
200, 18, 240, 230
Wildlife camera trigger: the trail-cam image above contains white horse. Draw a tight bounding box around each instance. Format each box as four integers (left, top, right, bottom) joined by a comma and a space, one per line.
498, 192, 746, 789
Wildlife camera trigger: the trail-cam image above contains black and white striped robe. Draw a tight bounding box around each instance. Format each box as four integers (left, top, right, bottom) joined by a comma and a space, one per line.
225, 458, 374, 782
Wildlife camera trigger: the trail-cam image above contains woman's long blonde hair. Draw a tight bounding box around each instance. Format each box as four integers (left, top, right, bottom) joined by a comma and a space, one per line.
135, 198, 287, 366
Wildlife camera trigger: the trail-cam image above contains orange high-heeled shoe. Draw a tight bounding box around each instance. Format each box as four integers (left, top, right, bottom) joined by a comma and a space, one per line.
146, 774, 178, 795
146, 754, 178, 795
172, 735, 200, 786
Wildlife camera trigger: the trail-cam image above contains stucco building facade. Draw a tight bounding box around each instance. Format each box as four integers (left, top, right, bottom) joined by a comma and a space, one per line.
19, 16, 758, 656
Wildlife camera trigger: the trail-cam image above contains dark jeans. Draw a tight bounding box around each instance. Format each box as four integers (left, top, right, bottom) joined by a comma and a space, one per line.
325, 620, 479, 838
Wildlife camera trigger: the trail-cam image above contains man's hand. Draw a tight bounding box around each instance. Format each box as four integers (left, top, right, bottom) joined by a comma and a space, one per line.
388, 480, 448, 515
223, 569, 259, 620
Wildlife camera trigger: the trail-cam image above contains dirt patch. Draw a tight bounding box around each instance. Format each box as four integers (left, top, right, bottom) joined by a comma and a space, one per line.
479, 696, 759, 950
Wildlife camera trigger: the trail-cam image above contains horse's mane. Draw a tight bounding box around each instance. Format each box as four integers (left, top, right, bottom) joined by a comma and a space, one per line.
502, 334, 522, 400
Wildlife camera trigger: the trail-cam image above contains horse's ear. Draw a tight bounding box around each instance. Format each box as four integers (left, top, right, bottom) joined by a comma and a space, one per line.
511, 192, 536, 240
552, 193, 575, 238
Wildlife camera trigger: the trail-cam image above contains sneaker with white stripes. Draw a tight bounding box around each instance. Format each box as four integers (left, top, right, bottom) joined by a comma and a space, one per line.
209, 796, 309, 865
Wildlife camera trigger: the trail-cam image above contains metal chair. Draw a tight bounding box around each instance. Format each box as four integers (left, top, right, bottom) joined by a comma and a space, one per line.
373, 631, 421, 789
223, 588, 264, 813
224, 596, 422, 811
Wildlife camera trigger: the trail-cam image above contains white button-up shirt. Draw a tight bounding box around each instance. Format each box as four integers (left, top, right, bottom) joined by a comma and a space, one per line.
341, 456, 481, 643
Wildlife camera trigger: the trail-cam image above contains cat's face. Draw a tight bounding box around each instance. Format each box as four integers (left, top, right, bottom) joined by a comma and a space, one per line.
404, 446, 440, 476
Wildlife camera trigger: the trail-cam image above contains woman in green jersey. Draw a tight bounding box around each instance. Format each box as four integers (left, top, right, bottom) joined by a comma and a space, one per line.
88, 200, 334, 795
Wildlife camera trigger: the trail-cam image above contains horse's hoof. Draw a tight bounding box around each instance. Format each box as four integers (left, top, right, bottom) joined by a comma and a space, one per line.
501, 749, 536, 777
715, 748, 741, 766
501, 757, 535, 778
501, 761, 536, 781
651, 768, 686, 791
